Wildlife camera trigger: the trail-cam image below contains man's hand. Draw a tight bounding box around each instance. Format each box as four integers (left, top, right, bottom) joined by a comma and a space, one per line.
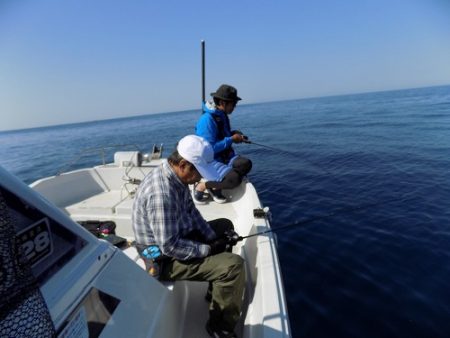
224, 230, 240, 246
209, 237, 228, 255
231, 130, 249, 144
231, 133, 245, 143
208, 230, 241, 256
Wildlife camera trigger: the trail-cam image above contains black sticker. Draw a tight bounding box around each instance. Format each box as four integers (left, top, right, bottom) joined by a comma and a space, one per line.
17, 218, 53, 266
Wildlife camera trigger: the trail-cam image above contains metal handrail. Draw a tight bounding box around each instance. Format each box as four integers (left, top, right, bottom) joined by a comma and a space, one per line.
56, 144, 142, 176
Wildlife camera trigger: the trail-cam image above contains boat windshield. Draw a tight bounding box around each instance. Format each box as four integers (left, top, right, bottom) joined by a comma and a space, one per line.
1, 186, 87, 286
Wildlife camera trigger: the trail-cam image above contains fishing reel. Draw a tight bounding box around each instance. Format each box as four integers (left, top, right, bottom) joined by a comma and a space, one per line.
223, 230, 242, 246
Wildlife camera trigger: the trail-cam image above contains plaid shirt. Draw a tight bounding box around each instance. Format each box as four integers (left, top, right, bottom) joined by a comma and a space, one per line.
132, 161, 216, 260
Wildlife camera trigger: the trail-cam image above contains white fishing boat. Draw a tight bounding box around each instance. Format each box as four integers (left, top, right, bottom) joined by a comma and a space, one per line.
0, 146, 290, 337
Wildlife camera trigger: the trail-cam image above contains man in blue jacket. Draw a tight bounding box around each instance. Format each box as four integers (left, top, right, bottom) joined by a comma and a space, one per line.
195, 84, 252, 202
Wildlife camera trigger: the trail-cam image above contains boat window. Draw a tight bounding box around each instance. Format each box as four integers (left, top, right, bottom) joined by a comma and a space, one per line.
1, 186, 87, 286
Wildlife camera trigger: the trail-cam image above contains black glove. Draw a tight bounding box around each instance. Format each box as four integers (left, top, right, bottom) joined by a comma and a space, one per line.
224, 230, 240, 246
209, 237, 228, 256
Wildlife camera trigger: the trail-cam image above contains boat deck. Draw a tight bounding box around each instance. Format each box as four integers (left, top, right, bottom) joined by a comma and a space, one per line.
30, 162, 290, 338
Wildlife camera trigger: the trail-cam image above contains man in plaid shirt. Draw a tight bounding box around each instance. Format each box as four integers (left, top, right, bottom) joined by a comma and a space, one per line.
132, 135, 245, 338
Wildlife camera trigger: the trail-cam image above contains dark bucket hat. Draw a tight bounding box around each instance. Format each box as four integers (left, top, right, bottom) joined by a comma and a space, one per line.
211, 84, 242, 101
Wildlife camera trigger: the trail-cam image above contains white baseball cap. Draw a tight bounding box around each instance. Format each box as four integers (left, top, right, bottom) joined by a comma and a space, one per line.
177, 135, 219, 181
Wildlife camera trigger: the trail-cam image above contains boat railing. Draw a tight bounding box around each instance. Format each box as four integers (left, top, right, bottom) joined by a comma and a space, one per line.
56, 143, 163, 176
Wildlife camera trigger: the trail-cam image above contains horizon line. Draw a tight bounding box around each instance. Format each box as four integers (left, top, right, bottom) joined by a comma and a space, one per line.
1, 82, 449, 134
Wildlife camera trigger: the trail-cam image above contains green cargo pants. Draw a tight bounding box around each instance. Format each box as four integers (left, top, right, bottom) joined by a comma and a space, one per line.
159, 218, 246, 332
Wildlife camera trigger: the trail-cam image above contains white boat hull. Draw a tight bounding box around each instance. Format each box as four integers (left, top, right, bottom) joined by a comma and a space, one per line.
1, 154, 290, 337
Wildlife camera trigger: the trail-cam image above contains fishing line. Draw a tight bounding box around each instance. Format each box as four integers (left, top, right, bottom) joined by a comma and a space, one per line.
243, 139, 298, 157
200, 40, 328, 175
238, 194, 415, 241
243, 139, 333, 175
198, 43, 417, 246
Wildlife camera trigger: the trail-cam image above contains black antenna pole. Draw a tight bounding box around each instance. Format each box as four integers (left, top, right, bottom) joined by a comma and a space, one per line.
201, 40, 206, 105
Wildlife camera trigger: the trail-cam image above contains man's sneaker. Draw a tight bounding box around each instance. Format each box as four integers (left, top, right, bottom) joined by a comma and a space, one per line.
207, 189, 227, 204
193, 188, 209, 204
205, 320, 237, 338
192, 183, 209, 204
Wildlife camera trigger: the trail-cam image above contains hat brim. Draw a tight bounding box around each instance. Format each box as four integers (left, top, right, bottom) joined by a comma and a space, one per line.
210, 92, 242, 101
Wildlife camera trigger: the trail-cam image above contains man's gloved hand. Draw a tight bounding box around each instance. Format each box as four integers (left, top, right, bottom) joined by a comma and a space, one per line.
224, 230, 240, 246
209, 237, 229, 256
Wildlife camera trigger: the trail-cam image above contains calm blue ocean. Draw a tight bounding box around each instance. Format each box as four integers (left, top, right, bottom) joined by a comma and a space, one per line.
1, 85, 450, 337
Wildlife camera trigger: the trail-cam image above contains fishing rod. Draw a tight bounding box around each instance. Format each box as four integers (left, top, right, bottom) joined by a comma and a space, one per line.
199, 40, 322, 171
243, 139, 298, 157
237, 194, 415, 241
243, 138, 334, 175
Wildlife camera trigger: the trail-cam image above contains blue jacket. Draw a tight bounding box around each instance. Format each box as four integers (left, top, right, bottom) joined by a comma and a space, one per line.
196, 103, 236, 163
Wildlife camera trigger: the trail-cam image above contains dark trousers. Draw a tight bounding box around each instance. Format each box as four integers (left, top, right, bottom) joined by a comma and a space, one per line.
205, 156, 252, 190
232, 156, 252, 176
160, 218, 246, 332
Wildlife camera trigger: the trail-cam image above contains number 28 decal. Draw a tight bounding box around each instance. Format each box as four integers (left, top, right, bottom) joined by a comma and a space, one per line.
17, 218, 53, 267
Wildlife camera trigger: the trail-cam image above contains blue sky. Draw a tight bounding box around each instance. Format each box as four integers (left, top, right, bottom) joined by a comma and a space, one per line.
1, 0, 450, 131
